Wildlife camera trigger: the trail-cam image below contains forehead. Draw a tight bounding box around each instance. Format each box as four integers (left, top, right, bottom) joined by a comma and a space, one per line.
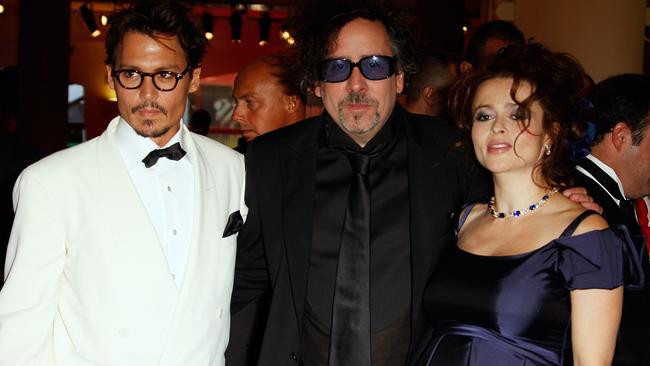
115, 31, 186, 67
233, 62, 284, 97
475, 77, 533, 103
327, 18, 394, 59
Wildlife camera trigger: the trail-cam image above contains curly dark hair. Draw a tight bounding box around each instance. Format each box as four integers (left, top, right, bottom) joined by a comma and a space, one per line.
448, 42, 586, 188
104, 0, 207, 68
288, 0, 418, 93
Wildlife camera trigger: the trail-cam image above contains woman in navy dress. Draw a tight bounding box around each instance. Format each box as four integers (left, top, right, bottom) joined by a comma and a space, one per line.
423, 43, 644, 365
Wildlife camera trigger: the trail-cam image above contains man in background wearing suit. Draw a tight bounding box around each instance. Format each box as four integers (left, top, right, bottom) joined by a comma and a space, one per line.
0, 1, 246, 365
574, 73, 650, 366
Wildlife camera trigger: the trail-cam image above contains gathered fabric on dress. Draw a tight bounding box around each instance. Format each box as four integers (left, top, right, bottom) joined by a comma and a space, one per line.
423, 208, 645, 366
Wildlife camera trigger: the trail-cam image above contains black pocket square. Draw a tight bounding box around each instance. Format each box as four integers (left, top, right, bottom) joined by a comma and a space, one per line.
222, 210, 243, 238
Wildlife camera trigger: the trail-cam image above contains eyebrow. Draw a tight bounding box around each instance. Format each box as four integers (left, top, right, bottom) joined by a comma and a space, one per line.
233, 92, 258, 100
114, 64, 183, 72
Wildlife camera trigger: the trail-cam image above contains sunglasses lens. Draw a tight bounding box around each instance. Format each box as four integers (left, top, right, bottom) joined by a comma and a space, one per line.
359, 56, 394, 80
321, 59, 351, 82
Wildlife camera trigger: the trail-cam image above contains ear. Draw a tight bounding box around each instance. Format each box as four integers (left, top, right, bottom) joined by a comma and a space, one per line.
284, 94, 299, 113
314, 82, 323, 98
106, 65, 115, 90
544, 121, 561, 144
610, 122, 632, 151
395, 70, 404, 94
422, 86, 435, 106
189, 67, 201, 93
459, 61, 473, 75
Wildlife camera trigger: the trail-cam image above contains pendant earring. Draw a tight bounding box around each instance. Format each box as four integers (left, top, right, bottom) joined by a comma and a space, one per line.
544, 144, 552, 156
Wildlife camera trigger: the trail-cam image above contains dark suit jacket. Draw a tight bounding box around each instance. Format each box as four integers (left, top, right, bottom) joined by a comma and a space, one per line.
574, 159, 650, 366
232, 106, 490, 366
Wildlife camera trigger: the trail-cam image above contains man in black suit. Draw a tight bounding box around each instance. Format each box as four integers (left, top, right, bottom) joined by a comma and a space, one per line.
231, 4, 491, 366
574, 73, 650, 366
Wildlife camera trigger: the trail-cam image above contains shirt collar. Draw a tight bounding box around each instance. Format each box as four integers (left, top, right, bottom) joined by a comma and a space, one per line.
115, 117, 189, 170
584, 154, 628, 200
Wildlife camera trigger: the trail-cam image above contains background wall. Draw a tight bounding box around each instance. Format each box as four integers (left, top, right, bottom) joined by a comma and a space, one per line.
515, 0, 645, 82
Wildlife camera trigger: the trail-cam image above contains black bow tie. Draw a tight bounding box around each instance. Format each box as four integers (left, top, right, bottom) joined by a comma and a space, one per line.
142, 142, 186, 168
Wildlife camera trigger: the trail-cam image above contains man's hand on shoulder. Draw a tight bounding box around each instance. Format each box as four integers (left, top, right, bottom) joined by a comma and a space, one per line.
563, 186, 604, 214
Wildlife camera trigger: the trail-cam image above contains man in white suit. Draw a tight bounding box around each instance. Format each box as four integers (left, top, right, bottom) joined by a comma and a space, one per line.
0, 1, 246, 365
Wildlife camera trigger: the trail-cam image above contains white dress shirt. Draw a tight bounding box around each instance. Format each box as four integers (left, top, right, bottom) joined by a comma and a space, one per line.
115, 118, 194, 288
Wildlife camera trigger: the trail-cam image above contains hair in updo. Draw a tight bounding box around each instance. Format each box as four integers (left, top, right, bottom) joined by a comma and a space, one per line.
448, 42, 587, 188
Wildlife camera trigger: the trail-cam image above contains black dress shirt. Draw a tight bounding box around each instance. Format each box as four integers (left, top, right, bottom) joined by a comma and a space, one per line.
302, 110, 411, 365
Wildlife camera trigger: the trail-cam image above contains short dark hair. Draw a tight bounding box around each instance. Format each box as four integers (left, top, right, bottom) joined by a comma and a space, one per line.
449, 42, 586, 188
290, 1, 418, 93
105, 0, 207, 68
465, 20, 524, 67
406, 49, 461, 101
590, 74, 650, 145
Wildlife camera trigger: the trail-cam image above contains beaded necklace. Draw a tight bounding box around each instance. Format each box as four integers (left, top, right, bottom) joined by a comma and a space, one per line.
489, 187, 559, 219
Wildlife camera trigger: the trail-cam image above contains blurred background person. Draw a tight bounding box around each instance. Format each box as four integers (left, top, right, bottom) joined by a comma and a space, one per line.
228, 53, 307, 365
404, 49, 461, 118
231, 55, 305, 145
424, 43, 643, 365
461, 20, 525, 72
574, 73, 650, 366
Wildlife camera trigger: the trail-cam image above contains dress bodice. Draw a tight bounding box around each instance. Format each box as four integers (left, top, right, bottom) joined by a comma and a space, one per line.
423, 209, 644, 365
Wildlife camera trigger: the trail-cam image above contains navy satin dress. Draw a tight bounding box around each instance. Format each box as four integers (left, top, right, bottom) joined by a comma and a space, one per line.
423, 209, 644, 366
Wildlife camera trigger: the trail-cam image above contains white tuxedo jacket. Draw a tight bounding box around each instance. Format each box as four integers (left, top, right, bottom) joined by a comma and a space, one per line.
0, 117, 247, 366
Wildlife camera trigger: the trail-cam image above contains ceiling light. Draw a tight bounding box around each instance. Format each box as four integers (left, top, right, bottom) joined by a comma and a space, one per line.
202, 13, 214, 41
230, 9, 242, 43
80, 4, 100, 37
258, 11, 271, 46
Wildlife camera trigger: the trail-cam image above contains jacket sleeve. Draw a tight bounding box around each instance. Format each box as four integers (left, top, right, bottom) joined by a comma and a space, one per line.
232, 144, 271, 313
0, 167, 65, 365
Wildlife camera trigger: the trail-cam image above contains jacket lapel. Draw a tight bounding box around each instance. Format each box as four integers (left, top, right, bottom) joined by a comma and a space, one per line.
175, 126, 222, 298
95, 117, 178, 292
281, 119, 322, 325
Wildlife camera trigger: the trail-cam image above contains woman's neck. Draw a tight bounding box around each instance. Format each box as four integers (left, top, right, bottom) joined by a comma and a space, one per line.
491, 171, 551, 214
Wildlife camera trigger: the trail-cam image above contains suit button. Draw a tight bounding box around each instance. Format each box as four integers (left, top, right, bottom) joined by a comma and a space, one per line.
290, 352, 298, 362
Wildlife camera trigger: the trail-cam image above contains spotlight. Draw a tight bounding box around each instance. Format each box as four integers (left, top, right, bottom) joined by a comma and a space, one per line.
0, 4, 5, 14
258, 11, 271, 46
287, 37, 295, 46
202, 13, 214, 41
230, 9, 242, 43
100, 14, 108, 26
280, 30, 291, 40
80, 4, 100, 37
462, 21, 472, 34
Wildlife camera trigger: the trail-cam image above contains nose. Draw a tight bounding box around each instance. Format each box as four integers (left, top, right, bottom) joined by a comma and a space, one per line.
231, 103, 245, 125
346, 65, 368, 93
138, 75, 158, 100
491, 116, 507, 134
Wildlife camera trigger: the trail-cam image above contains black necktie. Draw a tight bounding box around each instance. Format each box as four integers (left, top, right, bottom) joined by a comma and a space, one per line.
329, 152, 372, 366
142, 142, 186, 168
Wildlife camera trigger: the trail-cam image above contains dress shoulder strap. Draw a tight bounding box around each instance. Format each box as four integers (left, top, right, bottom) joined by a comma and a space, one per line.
559, 210, 599, 238
455, 203, 478, 235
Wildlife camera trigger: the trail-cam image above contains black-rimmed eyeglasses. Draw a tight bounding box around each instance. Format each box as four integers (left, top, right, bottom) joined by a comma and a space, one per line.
111, 66, 192, 92
319, 55, 397, 83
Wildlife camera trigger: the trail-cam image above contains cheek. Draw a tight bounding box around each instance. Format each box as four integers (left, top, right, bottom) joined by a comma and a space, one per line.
470, 124, 486, 145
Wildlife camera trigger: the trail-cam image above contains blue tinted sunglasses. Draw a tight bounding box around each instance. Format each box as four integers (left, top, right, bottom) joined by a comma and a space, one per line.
319, 55, 397, 83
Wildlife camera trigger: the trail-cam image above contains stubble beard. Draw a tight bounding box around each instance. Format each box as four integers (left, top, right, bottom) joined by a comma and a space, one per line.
337, 92, 380, 136
130, 101, 170, 138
